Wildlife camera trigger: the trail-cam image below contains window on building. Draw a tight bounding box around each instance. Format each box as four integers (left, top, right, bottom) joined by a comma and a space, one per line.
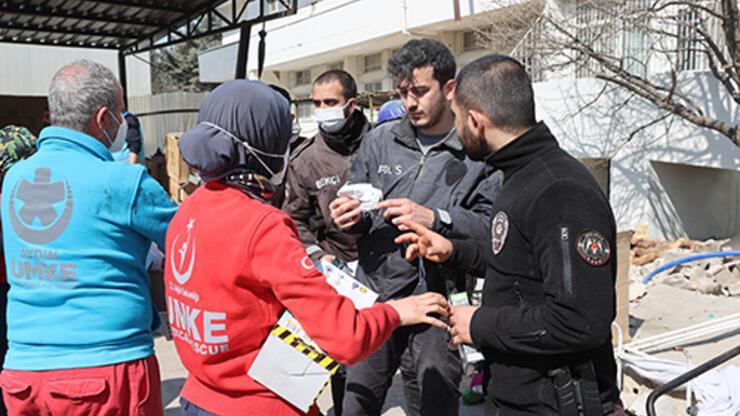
294, 69, 311, 86
622, 28, 649, 77
363, 53, 382, 73
463, 31, 477, 52
463, 30, 480, 52
296, 102, 313, 120
462, 27, 492, 52
622, 0, 650, 77
363, 81, 383, 92
511, 20, 545, 82
328, 61, 344, 71
677, 8, 703, 71
574, 4, 617, 78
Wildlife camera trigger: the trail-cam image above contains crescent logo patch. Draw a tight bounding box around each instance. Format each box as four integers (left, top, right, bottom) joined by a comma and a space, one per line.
170, 218, 197, 285
300, 256, 314, 271
576, 230, 611, 266
9, 167, 73, 245
491, 211, 509, 255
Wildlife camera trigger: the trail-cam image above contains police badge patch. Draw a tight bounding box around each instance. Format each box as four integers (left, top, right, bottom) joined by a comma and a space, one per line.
576, 230, 611, 266
491, 211, 509, 255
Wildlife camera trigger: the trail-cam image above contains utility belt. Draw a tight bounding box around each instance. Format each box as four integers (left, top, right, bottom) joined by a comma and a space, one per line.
548, 360, 615, 416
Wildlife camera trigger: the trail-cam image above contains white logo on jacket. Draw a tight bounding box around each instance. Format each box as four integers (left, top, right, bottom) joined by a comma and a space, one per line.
377, 164, 403, 176
167, 217, 230, 356
170, 218, 197, 285
315, 175, 340, 189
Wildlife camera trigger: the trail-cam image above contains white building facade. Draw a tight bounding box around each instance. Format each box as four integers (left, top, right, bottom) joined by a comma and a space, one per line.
198, 0, 740, 241
199, 0, 495, 128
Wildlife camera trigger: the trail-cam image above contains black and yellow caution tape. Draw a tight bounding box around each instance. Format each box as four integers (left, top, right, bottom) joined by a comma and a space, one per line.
271, 325, 340, 374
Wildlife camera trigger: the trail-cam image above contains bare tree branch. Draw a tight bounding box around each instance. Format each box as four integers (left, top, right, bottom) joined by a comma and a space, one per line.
618, 112, 674, 148
477, 0, 740, 148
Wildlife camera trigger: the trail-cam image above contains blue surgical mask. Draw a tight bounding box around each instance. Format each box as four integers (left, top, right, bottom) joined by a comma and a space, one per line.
103, 112, 127, 153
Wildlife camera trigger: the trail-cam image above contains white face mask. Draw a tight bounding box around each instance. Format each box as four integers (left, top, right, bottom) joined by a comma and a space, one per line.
314, 101, 351, 131
103, 112, 127, 153
200, 121, 289, 184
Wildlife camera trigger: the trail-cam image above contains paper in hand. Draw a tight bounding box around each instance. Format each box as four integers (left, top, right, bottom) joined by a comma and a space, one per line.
337, 183, 382, 211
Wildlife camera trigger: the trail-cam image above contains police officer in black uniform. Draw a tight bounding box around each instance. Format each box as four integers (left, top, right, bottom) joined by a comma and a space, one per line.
395, 55, 625, 416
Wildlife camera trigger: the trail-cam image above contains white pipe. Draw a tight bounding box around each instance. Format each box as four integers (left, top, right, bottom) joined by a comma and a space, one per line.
681, 349, 692, 411
626, 314, 740, 348
628, 314, 740, 346
630, 319, 740, 350
637, 322, 740, 352
631, 320, 740, 353
612, 322, 625, 392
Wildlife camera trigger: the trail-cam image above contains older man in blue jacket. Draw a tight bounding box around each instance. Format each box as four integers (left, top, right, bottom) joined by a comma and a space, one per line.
0, 59, 176, 416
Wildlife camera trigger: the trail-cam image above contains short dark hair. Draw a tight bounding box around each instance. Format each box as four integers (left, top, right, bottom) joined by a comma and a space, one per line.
313, 69, 358, 100
455, 55, 536, 132
388, 38, 456, 86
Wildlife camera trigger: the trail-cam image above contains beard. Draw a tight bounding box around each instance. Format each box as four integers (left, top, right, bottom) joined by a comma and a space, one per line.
459, 124, 490, 161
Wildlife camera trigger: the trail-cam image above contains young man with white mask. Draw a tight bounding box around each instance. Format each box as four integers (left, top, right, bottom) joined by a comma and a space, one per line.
283, 70, 371, 416
0, 59, 176, 416
283, 70, 370, 265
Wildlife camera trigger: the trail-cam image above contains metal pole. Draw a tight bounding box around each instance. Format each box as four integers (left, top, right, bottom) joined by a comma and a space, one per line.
235, 21, 252, 79
118, 49, 128, 107
645, 344, 740, 416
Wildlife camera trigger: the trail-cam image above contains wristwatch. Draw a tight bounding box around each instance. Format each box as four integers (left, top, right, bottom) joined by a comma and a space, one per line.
437, 208, 452, 227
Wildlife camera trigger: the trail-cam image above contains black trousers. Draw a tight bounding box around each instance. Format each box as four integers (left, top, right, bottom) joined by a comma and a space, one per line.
342, 324, 462, 416
331, 367, 346, 416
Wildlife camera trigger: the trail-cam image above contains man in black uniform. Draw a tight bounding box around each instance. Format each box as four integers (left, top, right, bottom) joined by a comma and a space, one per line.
396, 55, 624, 415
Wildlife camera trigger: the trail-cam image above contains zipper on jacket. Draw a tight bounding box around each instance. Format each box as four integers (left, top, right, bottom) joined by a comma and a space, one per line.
513, 280, 525, 305
509, 329, 547, 342
407, 152, 427, 197
560, 226, 573, 295
414, 153, 427, 181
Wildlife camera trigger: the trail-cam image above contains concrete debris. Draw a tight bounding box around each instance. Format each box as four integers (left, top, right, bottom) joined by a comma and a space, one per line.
629, 282, 648, 302
629, 225, 739, 298
693, 277, 723, 296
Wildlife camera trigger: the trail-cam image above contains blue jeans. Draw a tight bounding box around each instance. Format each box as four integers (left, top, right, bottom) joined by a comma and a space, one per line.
180, 398, 217, 416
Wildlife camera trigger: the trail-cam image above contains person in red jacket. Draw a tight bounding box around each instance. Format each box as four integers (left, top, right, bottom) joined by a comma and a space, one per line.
168, 80, 449, 416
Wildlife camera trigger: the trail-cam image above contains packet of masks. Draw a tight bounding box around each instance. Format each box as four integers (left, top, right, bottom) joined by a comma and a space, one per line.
337, 183, 382, 211
449, 292, 485, 373
248, 259, 377, 412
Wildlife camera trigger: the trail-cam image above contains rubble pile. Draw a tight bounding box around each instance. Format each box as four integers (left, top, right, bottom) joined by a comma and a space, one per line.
628, 225, 740, 300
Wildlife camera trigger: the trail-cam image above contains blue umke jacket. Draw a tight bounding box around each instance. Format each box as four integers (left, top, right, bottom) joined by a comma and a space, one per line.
1, 126, 177, 370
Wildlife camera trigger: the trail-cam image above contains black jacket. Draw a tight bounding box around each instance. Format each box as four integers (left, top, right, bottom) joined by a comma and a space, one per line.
449, 122, 620, 415
282, 111, 370, 261
349, 115, 502, 301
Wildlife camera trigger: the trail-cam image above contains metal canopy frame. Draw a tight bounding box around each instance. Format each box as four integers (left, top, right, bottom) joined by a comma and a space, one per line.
0, 0, 298, 102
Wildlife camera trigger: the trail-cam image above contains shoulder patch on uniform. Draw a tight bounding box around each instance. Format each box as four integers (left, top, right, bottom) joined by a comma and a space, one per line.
576, 229, 611, 266
299, 255, 314, 271
491, 211, 509, 255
